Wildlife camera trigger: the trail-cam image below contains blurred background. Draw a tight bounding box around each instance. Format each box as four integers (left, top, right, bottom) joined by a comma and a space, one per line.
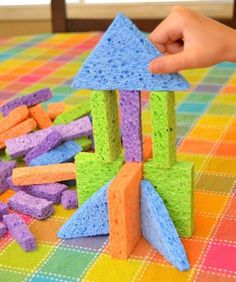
0, 0, 234, 36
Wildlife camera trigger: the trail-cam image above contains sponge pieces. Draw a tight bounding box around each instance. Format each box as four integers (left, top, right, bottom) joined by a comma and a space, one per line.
141, 180, 190, 271
58, 181, 110, 239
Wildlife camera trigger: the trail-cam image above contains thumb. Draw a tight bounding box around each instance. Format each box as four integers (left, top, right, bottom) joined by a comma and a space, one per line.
149, 52, 195, 74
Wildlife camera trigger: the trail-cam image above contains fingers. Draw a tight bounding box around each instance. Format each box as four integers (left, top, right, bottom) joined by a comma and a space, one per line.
149, 51, 196, 74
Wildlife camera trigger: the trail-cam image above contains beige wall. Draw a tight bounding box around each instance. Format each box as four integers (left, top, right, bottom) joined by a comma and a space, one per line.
0, 20, 51, 37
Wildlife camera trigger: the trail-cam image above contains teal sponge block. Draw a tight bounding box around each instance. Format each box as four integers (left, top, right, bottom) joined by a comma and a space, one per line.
54, 101, 90, 125
72, 13, 189, 91
58, 181, 110, 239
75, 152, 123, 205
91, 90, 121, 163
144, 160, 194, 237
141, 180, 190, 271
150, 91, 176, 169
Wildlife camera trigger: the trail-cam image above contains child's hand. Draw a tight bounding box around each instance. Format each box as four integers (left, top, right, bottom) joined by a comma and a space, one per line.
149, 6, 236, 74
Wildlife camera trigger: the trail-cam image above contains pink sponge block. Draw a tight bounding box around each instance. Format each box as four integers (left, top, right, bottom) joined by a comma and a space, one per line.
0, 88, 52, 117
61, 190, 78, 209
0, 201, 8, 220
3, 213, 36, 251
0, 161, 16, 194
24, 129, 63, 164
6, 116, 92, 158
0, 222, 7, 239
8, 191, 54, 220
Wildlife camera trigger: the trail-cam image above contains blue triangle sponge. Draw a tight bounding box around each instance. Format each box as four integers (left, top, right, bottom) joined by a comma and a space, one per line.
141, 180, 190, 271
58, 181, 110, 239
72, 13, 189, 91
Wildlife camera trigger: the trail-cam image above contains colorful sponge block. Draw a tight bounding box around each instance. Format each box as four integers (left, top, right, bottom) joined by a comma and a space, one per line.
75, 152, 123, 205
48, 102, 65, 120
12, 163, 76, 186
0, 201, 8, 220
0, 88, 52, 116
0, 161, 16, 194
24, 129, 63, 164
0, 105, 29, 135
90, 90, 121, 163
0, 118, 37, 149
3, 213, 36, 251
120, 90, 143, 162
144, 160, 194, 237
29, 104, 52, 129
54, 100, 90, 125
150, 91, 176, 169
74, 136, 92, 151
141, 180, 190, 271
0, 222, 7, 239
61, 190, 78, 209
29, 140, 82, 166
58, 182, 110, 239
8, 191, 54, 220
72, 13, 189, 91
108, 163, 142, 259
143, 135, 153, 161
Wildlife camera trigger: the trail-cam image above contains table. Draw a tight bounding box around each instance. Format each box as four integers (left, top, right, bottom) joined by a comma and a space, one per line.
0, 33, 235, 282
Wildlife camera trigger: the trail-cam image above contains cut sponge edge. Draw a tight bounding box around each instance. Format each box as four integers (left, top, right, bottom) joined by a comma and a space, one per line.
108, 162, 142, 259
144, 160, 194, 237
58, 181, 111, 239
141, 180, 190, 271
75, 152, 123, 206
29, 104, 52, 129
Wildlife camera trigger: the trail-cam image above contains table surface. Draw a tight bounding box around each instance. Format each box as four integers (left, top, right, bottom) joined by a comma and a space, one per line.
0, 33, 235, 282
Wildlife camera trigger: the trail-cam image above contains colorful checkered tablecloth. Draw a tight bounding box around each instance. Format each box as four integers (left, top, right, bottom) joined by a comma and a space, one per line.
0, 32, 235, 282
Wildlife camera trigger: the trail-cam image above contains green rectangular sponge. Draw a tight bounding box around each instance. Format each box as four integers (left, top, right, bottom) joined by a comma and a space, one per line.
144, 160, 194, 237
53, 101, 90, 125
150, 91, 176, 169
74, 137, 92, 151
75, 152, 123, 205
90, 90, 121, 163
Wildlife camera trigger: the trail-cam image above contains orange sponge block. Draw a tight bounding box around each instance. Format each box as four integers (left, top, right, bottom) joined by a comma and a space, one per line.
0, 105, 29, 135
0, 118, 37, 149
143, 135, 153, 162
48, 102, 65, 120
30, 104, 52, 129
12, 163, 76, 186
108, 162, 142, 259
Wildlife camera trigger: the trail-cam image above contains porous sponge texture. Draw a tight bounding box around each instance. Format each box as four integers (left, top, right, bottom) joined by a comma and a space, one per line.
91, 90, 121, 163
58, 181, 110, 239
75, 152, 123, 205
141, 180, 190, 271
54, 101, 90, 125
150, 91, 176, 169
144, 160, 194, 237
74, 137, 92, 151
72, 13, 189, 91
108, 163, 142, 259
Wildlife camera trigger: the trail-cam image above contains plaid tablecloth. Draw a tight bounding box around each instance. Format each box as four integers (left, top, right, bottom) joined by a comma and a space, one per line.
0, 33, 235, 282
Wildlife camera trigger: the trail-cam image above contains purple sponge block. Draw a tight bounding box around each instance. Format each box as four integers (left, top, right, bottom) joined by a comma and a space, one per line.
0, 201, 8, 220
61, 190, 78, 209
0, 222, 7, 239
120, 90, 143, 162
8, 191, 54, 219
3, 214, 36, 251
6, 176, 28, 192
0, 88, 52, 116
0, 161, 16, 194
24, 130, 63, 164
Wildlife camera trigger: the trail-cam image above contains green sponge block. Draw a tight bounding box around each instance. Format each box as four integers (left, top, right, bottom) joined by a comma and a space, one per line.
144, 160, 194, 237
53, 101, 90, 125
74, 137, 92, 151
150, 91, 176, 168
90, 90, 121, 163
75, 152, 123, 205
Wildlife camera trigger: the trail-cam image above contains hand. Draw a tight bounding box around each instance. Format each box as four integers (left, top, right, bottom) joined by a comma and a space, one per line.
149, 6, 236, 74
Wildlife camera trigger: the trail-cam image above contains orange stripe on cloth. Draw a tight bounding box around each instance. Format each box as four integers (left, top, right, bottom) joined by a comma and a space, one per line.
0, 118, 37, 149
0, 105, 29, 135
12, 163, 76, 186
30, 104, 52, 129
108, 162, 142, 259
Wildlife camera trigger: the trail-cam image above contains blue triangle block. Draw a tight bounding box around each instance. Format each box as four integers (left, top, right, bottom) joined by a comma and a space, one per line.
72, 13, 189, 91
141, 180, 190, 271
58, 181, 110, 239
